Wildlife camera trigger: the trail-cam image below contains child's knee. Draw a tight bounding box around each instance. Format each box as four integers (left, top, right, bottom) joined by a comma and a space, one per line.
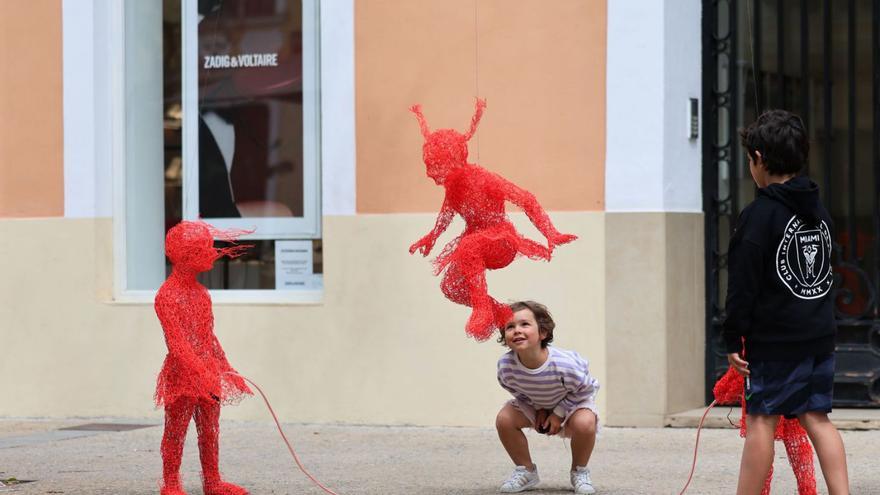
496, 405, 526, 431
797, 411, 832, 428
567, 409, 597, 437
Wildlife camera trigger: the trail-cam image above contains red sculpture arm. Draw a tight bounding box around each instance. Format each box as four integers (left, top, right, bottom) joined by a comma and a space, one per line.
500, 174, 577, 249
410, 197, 455, 256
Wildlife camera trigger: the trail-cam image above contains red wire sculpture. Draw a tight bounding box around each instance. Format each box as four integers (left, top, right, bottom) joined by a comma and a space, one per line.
409, 98, 577, 340
155, 221, 252, 495
713, 367, 817, 495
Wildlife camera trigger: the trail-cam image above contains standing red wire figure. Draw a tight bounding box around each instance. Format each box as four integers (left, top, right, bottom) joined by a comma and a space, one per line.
154, 221, 252, 495
713, 367, 817, 495
409, 99, 577, 341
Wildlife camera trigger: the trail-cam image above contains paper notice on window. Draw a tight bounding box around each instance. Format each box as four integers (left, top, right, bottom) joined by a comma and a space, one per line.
275, 240, 313, 290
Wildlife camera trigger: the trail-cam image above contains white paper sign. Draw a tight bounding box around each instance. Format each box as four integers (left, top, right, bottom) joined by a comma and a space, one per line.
275, 240, 313, 290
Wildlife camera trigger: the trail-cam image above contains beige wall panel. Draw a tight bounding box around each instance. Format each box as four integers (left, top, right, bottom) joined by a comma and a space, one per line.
604, 212, 705, 426
0, 0, 64, 217
664, 214, 705, 414
604, 213, 667, 426
355, 0, 606, 213
0, 214, 604, 425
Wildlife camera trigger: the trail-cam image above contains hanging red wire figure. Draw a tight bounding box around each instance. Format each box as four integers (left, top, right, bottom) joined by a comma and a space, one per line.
713, 366, 817, 495
154, 221, 252, 495
409, 98, 577, 341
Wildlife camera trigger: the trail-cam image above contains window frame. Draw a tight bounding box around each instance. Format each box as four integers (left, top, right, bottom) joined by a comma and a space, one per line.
182, 0, 323, 240
108, 0, 328, 304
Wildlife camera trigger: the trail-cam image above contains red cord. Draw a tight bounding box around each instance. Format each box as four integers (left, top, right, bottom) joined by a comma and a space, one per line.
678, 400, 717, 495
224, 372, 340, 495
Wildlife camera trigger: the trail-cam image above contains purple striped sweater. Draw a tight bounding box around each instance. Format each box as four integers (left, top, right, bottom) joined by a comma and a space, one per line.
497, 346, 600, 419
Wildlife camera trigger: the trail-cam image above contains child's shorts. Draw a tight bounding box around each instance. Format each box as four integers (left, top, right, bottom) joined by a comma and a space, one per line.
745, 352, 834, 418
507, 399, 600, 438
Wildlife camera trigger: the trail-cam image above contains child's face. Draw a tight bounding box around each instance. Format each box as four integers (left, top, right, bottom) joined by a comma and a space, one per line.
503, 308, 548, 352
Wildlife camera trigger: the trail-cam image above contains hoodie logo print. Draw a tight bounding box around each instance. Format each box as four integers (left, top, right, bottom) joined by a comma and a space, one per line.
776, 215, 833, 300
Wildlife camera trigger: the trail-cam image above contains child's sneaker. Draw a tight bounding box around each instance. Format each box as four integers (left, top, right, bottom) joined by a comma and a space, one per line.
499, 465, 540, 492
570, 466, 595, 494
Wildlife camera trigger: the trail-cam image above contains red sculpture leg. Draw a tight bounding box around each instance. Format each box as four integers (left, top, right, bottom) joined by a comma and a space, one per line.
464, 267, 494, 341
161, 398, 198, 495
440, 265, 469, 306
514, 236, 551, 262
760, 464, 774, 495
196, 399, 249, 495
782, 422, 818, 495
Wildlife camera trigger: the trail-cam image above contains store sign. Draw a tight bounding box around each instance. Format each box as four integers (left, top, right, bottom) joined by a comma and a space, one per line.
203, 53, 280, 69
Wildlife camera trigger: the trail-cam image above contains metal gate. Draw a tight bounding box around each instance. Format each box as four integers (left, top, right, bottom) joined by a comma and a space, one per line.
703, 0, 880, 406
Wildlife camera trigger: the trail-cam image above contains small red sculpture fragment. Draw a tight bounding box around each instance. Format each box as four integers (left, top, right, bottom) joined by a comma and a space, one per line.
409, 99, 577, 340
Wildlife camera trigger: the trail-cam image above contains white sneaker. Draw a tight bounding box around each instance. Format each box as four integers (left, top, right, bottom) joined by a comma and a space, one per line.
499, 465, 540, 493
570, 466, 595, 494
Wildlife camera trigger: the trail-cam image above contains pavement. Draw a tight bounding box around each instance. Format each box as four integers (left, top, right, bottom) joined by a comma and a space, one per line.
1, 417, 879, 494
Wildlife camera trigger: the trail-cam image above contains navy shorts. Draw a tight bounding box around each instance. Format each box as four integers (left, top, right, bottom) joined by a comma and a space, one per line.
745, 352, 834, 418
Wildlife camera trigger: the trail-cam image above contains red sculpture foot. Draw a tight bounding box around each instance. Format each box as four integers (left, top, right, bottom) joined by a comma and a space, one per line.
160, 482, 188, 495
204, 480, 249, 495
493, 301, 514, 331
466, 305, 495, 341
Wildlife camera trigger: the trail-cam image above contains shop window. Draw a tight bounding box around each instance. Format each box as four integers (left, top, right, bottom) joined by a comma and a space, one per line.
118, 0, 322, 299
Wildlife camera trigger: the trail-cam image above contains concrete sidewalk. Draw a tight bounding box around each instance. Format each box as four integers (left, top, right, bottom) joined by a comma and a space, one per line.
0, 418, 877, 494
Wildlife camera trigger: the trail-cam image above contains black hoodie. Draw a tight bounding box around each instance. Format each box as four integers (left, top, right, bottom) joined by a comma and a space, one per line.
722, 175, 836, 360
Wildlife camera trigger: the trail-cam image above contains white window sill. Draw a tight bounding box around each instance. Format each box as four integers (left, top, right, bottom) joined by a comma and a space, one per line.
109, 289, 323, 305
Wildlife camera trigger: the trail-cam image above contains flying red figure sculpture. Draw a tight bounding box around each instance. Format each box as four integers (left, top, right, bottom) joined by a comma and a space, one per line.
154, 221, 252, 495
714, 367, 817, 495
409, 98, 577, 341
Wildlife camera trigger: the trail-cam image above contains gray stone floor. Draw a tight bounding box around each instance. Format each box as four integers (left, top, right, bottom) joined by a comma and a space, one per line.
0, 417, 877, 494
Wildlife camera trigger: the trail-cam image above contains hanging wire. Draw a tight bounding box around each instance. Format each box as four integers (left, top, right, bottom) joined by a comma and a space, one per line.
473, 0, 481, 162
746, 0, 761, 113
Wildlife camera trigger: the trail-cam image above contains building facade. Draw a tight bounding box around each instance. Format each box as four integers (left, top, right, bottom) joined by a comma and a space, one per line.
0, 0, 705, 427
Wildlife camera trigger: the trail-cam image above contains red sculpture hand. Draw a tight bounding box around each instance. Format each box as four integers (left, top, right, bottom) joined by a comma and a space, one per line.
409, 234, 437, 256
548, 233, 578, 251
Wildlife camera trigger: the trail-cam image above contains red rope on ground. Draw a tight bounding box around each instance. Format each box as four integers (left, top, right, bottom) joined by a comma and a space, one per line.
678, 400, 717, 495
224, 372, 340, 495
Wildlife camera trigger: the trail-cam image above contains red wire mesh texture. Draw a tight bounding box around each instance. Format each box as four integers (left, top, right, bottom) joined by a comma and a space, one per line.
155, 221, 252, 495
409, 99, 577, 341
713, 367, 817, 495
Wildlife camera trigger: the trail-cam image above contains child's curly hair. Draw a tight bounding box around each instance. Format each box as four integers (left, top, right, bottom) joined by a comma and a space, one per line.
497, 301, 555, 348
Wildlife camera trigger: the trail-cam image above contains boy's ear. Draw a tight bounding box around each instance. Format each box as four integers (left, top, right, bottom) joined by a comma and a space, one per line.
754, 150, 765, 167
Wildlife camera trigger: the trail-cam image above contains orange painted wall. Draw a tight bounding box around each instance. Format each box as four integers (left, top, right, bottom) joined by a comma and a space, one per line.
0, 0, 64, 217
355, 0, 606, 213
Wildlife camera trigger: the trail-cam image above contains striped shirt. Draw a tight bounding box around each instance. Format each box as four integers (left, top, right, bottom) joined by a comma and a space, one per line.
497, 346, 600, 419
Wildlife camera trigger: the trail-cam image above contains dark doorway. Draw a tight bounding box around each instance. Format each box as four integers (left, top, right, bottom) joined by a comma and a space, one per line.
703, 0, 880, 406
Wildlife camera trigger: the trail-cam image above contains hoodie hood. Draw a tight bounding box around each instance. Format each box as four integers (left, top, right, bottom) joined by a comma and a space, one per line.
759, 175, 821, 224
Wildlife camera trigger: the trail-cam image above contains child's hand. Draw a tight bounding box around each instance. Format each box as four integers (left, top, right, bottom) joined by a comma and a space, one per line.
534, 409, 549, 433
543, 412, 563, 436
727, 352, 750, 376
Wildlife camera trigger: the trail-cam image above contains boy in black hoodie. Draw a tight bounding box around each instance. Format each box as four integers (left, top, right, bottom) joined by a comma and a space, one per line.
724, 110, 849, 494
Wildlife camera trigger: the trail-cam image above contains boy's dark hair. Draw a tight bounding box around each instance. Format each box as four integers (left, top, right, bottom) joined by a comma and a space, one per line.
497, 301, 555, 348
739, 109, 809, 175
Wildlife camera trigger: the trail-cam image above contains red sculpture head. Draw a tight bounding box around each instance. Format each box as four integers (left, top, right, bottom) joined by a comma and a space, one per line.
165, 221, 251, 273
410, 98, 486, 185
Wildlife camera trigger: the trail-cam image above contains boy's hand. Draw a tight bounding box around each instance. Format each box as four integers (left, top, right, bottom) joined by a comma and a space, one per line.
727, 352, 750, 376
543, 412, 563, 436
